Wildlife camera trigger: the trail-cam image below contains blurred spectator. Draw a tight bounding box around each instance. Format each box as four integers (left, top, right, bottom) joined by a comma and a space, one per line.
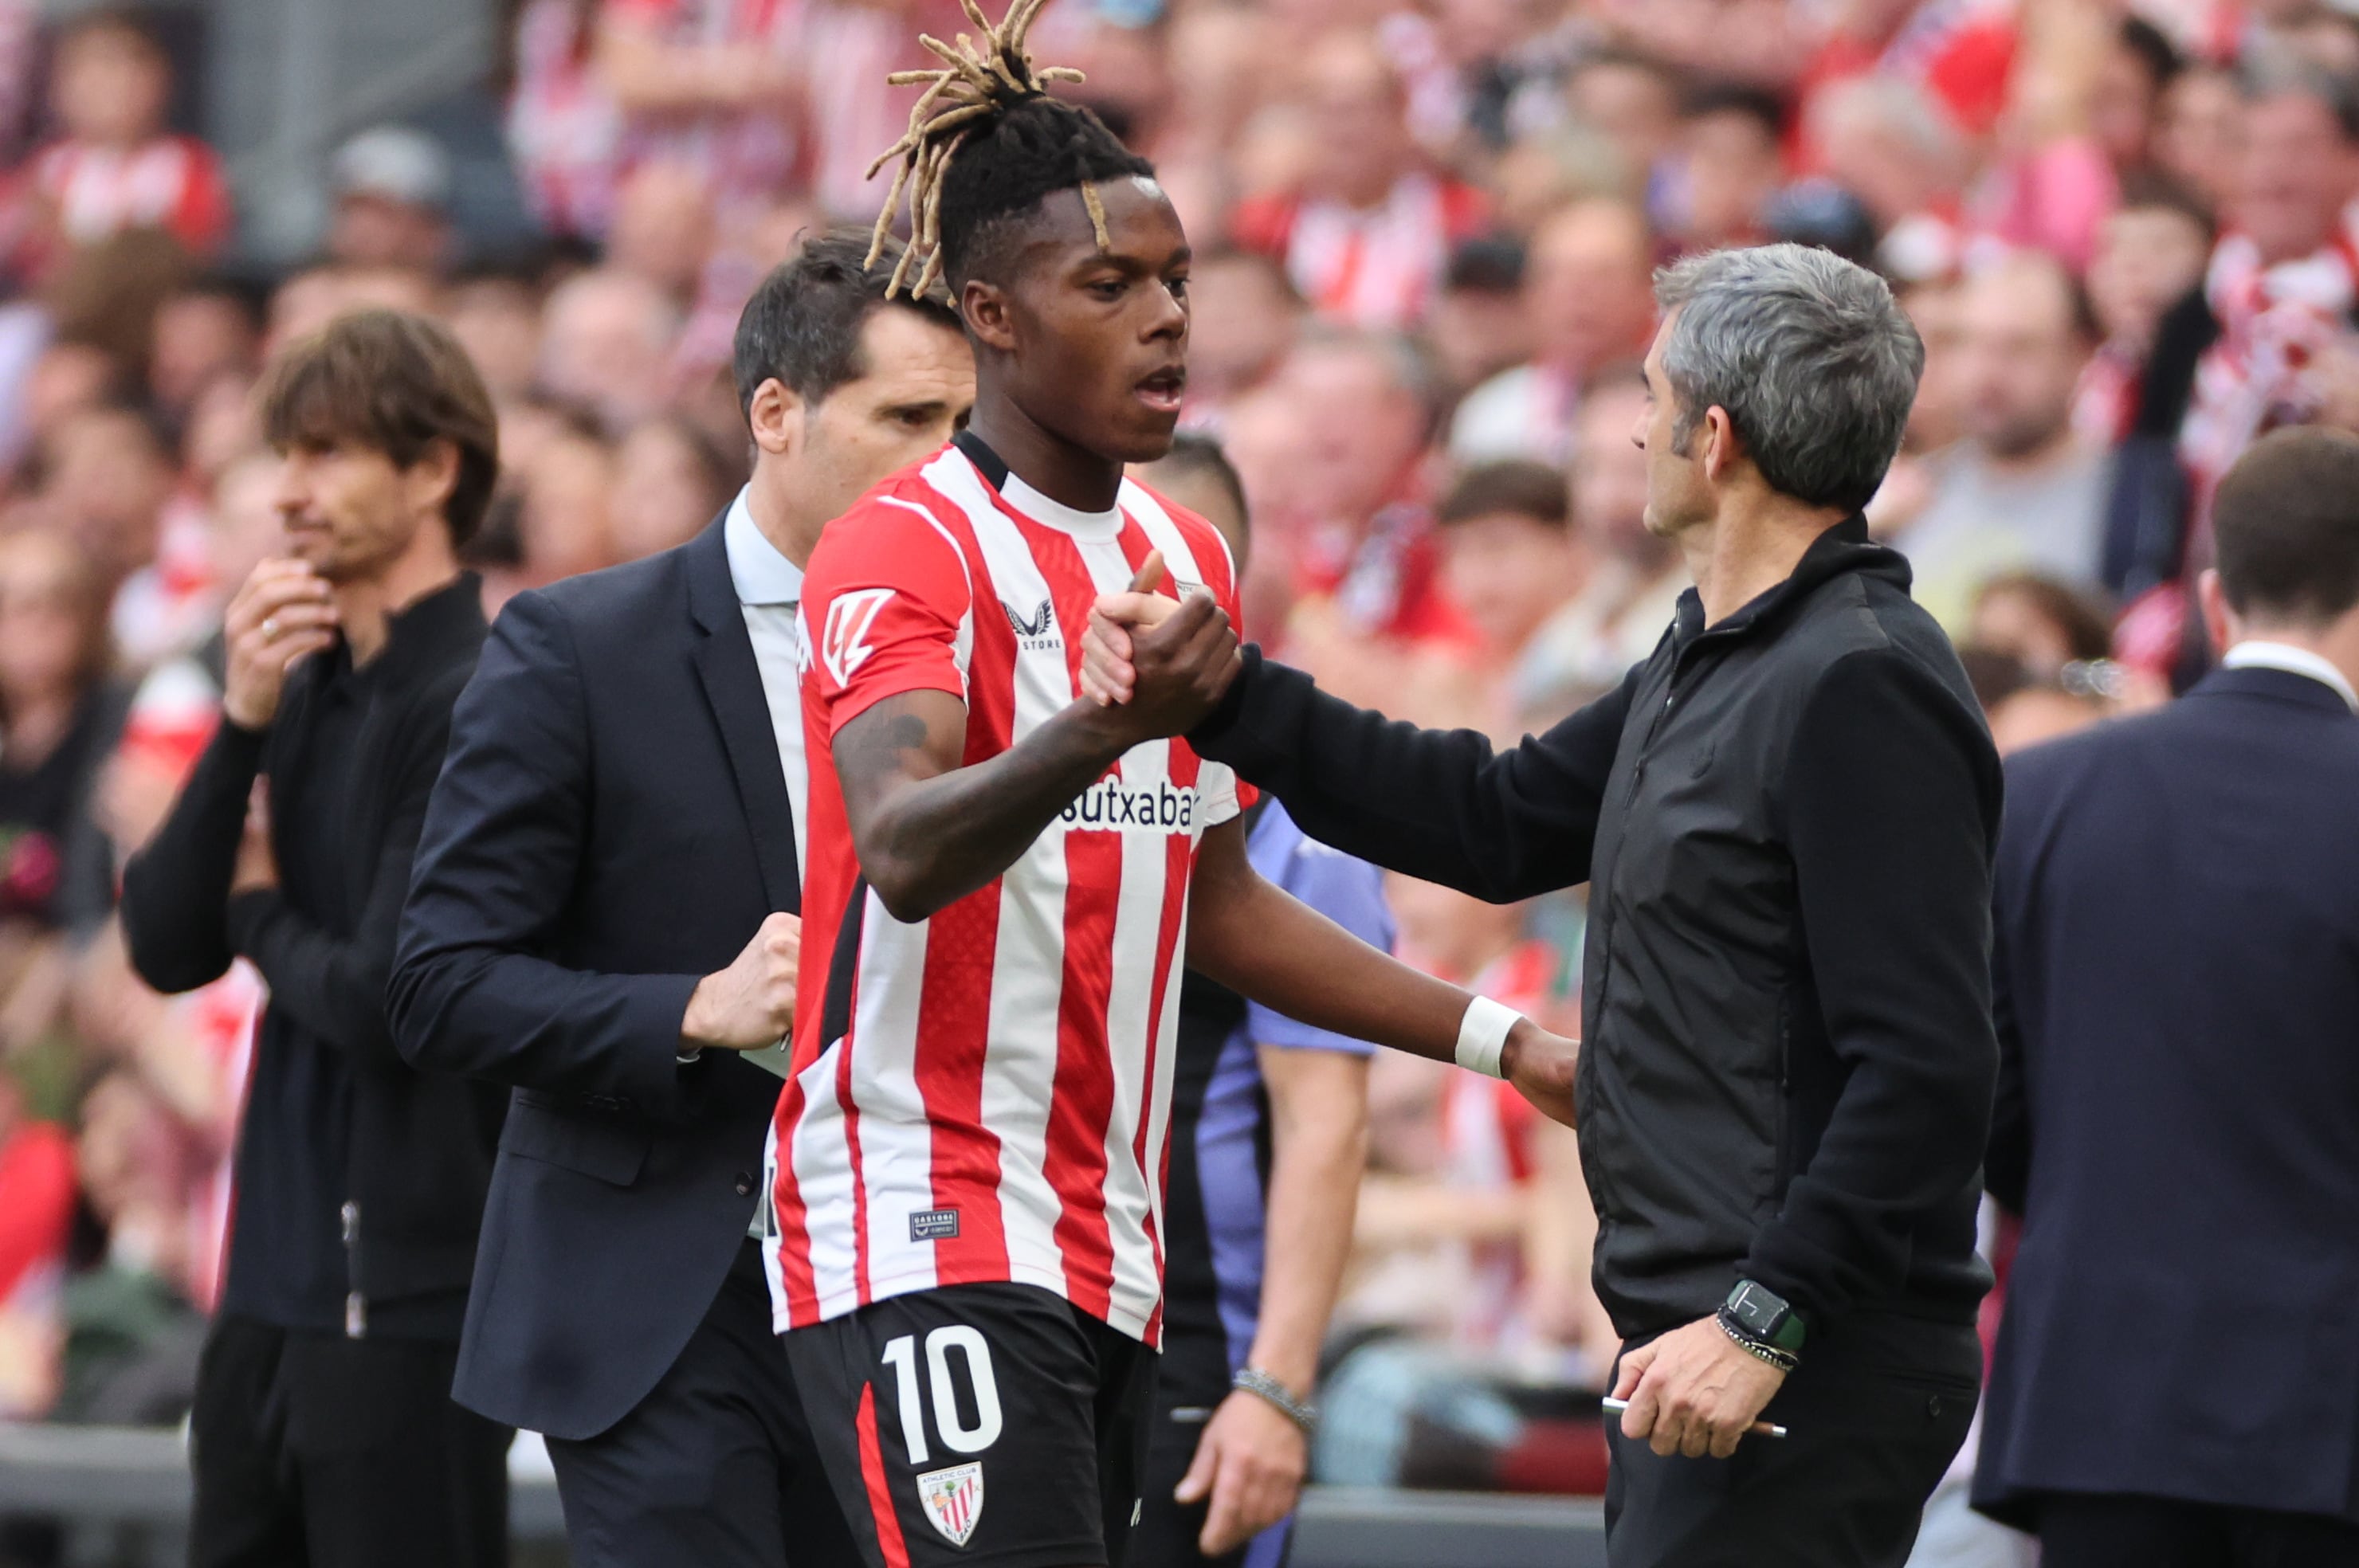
0, 531, 126, 1060
147, 276, 261, 421
1795, 0, 2020, 155
1342, 874, 1566, 1354
2091, 14, 2184, 178
1433, 459, 1601, 724
1425, 236, 1529, 400
1966, 571, 2114, 680
1182, 248, 1306, 423
17, 9, 228, 273
1566, 370, 1684, 680
2114, 58, 2359, 678
538, 265, 681, 433
1984, 672, 2108, 756
326, 125, 456, 275
1561, 49, 1682, 198
606, 157, 716, 304
37, 402, 190, 666
262, 261, 440, 355
2156, 62, 2243, 214
0, 1074, 72, 1417
1449, 196, 1654, 465
1232, 30, 1490, 330
52, 1068, 205, 1423
1899, 253, 2109, 633
4, 336, 116, 473
1265, 330, 1477, 714
507, 0, 623, 241
2075, 174, 2215, 447
1810, 73, 1973, 283
595, 0, 803, 221
1663, 83, 1786, 253
442, 266, 545, 404
609, 412, 740, 563
516, 423, 618, 588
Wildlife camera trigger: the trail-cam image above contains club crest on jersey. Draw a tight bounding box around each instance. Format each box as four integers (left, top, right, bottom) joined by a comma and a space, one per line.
822, 589, 897, 687
917, 1462, 984, 1547
1003, 597, 1058, 649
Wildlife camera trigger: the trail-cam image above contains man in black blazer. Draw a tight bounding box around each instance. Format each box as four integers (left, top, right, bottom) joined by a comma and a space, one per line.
1975, 426, 2359, 1563
389, 233, 974, 1568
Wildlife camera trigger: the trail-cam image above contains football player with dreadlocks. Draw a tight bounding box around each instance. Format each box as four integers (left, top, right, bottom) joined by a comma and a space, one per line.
764, 10, 1580, 1568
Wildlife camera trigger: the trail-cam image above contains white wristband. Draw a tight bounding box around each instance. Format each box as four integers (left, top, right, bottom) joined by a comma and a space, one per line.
1454, 995, 1519, 1079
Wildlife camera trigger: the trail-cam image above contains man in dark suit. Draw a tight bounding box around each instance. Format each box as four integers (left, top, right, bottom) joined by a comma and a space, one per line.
1975, 426, 2359, 1564
389, 233, 974, 1568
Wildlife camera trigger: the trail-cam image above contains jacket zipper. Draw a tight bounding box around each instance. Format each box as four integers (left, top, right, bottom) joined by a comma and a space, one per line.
341, 1200, 367, 1339
1584, 665, 1690, 1227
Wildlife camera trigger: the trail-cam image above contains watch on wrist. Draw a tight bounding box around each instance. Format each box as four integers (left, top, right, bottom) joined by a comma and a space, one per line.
1723, 1279, 1807, 1356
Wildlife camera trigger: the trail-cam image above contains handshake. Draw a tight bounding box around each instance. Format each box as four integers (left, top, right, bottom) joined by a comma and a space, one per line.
1075, 553, 1243, 737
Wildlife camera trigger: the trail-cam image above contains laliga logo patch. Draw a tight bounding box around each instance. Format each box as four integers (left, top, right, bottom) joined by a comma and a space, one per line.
917, 1461, 985, 1547
822, 589, 897, 687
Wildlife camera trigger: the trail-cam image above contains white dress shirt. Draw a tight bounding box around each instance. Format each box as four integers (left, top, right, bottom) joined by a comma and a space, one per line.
2222, 640, 2359, 715
724, 488, 807, 1233
724, 486, 809, 874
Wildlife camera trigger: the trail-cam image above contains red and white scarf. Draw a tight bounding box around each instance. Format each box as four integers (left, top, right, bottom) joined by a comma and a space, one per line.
1285, 174, 1459, 331
2180, 227, 2359, 530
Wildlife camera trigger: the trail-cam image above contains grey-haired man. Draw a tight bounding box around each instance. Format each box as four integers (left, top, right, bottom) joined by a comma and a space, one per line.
1085, 244, 2002, 1566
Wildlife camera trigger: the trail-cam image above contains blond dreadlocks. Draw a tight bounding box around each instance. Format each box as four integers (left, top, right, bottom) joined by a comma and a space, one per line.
865, 0, 1148, 300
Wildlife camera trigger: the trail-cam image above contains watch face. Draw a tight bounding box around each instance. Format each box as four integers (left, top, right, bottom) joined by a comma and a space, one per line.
1733, 1283, 1784, 1333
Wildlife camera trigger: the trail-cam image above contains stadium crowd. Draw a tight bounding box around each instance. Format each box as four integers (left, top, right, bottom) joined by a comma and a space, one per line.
0, 0, 2351, 1533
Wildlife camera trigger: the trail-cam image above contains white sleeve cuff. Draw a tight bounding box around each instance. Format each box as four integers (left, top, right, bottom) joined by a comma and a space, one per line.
1454, 995, 1519, 1079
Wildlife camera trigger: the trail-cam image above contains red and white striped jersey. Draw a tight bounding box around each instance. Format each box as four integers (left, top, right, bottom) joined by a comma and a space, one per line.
765, 440, 1249, 1346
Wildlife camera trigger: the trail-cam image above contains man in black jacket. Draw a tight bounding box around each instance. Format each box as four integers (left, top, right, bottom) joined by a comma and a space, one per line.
120, 310, 510, 1568
387, 233, 973, 1568
1085, 243, 2002, 1566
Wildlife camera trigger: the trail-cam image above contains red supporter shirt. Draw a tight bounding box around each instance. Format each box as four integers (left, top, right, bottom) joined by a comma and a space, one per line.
767, 442, 1250, 1346
30, 135, 230, 255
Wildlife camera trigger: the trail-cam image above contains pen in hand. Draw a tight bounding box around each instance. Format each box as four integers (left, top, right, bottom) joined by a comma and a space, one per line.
1600, 1395, 1788, 1441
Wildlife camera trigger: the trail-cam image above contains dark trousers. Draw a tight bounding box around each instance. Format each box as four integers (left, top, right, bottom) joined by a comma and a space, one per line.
1604, 1312, 1979, 1568
188, 1314, 512, 1568
2038, 1492, 2359, 1567
546, 1239, 862, 1568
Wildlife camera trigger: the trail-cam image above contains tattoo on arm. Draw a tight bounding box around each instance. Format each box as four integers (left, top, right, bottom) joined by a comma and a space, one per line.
834, 690, 1138, 923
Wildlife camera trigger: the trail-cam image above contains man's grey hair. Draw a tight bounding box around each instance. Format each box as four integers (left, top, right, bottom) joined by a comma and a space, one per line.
1653, 244, 1924, 514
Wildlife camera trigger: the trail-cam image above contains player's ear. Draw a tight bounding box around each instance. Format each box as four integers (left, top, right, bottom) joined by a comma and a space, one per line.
749, 377, 801, 459
962, 277, 1018, 355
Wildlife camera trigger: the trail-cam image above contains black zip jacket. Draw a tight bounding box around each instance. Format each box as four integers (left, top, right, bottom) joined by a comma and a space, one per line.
1191, 517, 2000, 1340
120, 575, 504, 1342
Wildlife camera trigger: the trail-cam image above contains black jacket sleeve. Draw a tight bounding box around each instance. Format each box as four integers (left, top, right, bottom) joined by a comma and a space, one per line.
1187, 646, 1639, 904
1740, 647, 2003, 1328
220, 671, 466, 1072
388, 592, 699, 1118
119, 716, 266, 995
1983, 900, 2030, 1216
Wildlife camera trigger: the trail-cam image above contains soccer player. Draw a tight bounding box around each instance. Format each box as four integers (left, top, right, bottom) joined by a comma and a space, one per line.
764, 11, 1579, 1568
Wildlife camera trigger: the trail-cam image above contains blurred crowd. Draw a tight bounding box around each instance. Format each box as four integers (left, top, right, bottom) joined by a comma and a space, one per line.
1, 0, 2355, 1503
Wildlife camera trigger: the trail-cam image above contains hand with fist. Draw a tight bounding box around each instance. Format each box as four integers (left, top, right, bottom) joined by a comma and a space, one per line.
681, 912, 802, 1052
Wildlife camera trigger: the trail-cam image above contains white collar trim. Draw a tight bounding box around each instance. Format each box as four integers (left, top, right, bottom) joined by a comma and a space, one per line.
997, 467, 1125, 542
2223, 640, 2359, 714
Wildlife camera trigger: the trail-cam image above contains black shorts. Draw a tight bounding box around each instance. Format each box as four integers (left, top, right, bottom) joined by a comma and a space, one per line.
783, 1281, 1160, 1568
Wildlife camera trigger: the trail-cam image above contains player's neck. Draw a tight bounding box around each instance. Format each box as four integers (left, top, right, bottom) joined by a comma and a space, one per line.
966, 398, 1122, 514
340, 524, 461, 666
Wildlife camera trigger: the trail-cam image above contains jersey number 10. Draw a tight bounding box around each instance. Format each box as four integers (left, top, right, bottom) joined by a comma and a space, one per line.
881, 1327, 1004, 1466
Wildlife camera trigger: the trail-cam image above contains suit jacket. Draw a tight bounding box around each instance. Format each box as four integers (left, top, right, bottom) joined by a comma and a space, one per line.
390, 519, 799, 1439
1974, 666, 2359, 1527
